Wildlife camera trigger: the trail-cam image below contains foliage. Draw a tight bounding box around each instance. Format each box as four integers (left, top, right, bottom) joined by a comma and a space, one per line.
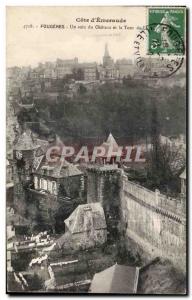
146, 141, 185, 194
27, 273, 44, 291
17, 80, 186, 142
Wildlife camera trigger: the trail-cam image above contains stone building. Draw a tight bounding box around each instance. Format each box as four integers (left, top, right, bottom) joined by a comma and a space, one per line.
86, 133, 122, 225
103, 43, 114, 68
81, 63, 98, 82
86, 164, 121, 238
86, 156, 186, 271
87, 165, 120, 212
27, 156, 84, 229
32, 158, 83, 200
116, 59, 134, 78
57, 203, 107, 250
12, 129, 85, 229
101, 44, 117, 80
56, 58, 78, 78
44, 62, 57, 79
13, 130, 41, 215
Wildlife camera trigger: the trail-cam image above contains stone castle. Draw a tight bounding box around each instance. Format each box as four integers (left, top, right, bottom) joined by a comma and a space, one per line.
86, 160, 186, 272
9, 130, 186, 272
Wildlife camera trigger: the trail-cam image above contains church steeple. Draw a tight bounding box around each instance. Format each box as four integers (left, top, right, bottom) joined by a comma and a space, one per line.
103, 43, 114, 68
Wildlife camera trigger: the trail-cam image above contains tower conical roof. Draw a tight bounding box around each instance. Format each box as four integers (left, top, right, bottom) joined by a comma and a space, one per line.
14, 130, 39, 151
100, 133, 119, 156
106, 133, 118, 148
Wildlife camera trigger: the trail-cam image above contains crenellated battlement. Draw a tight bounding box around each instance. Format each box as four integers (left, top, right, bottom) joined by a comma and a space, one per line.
121, 174, 185, 222
120, 172, 186, 271
86, 165, 186, 271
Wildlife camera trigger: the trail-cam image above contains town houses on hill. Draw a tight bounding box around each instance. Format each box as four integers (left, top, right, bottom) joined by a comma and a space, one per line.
7, 44, 134, 84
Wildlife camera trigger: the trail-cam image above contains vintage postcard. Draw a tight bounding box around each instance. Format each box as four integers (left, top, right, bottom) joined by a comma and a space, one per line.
6, 6, 187, 294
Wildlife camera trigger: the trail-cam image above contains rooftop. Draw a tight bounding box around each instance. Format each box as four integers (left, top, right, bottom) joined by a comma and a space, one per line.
14, 130, 40, 151
100, 133, 119, 155
35, 158, 83, 178
89, 263, 139, 293
65, 203, 107, 234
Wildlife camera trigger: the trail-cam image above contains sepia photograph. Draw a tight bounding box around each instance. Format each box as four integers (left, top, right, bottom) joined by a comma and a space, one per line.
6, 6, 187, 294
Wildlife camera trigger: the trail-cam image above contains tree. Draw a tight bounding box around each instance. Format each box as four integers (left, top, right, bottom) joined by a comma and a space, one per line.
146, 100, 185, 194
147, 141, 185, 194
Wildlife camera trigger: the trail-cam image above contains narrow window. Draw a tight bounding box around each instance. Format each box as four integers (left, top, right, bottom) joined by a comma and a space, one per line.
34, 176, 38, 189
52, 181, 57, 195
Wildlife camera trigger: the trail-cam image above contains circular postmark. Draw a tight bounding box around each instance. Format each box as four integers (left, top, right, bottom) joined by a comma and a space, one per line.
134, 23, 185, 78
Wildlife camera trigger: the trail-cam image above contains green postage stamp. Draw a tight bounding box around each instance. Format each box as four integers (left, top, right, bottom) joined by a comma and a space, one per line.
148, 8, 185, 55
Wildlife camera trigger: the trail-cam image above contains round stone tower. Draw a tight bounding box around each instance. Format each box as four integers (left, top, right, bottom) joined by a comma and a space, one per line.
13, 130, 40, 215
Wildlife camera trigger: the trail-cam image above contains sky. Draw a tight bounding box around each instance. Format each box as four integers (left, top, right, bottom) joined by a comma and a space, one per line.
6, 6, 147, 67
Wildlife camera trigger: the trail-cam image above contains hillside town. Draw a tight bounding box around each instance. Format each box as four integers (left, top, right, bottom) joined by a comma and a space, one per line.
7, 43, 186, 110
6, 44, 186, 294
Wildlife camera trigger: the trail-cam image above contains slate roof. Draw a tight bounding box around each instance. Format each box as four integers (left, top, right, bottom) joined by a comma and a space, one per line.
100, 133, 119, 156
89, 264, 139, 294
35, 158, 83, 178
106, 133, 118, 146
64, 203, 107, 234
36, 139, 49, 155
33, 155, 44, 171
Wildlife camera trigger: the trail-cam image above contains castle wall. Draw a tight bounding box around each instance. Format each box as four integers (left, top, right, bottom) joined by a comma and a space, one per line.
83, 166, 186, 271
120, 173, 186, 272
